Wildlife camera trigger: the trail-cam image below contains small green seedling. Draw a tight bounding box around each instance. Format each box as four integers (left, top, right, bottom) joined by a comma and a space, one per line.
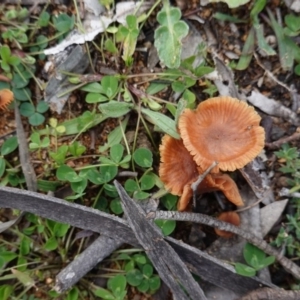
94, 275, 127, 300
82, 75, 119, 104
20, 101, 49, 126
154, 2, 189, 68
119, 15, 140, 66
0, 46, 21, 78
235, 243, 275, 277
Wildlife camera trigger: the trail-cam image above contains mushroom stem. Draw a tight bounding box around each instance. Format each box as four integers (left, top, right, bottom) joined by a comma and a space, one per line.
191, 161, 218, 207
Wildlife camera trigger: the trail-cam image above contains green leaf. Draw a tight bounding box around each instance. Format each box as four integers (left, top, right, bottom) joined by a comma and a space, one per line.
261, 255, 275, 268
100, 165, 118, 183
44, 237, 58, 251
161, 194, 177, 210
295, 64, 300, 75
11, 268, 35, 287
0, 45, 11, 61
107, 274, 127, 297
19, 102, 35, 117
140, 173, 156, 190
69, 141, 86, 157
36, 101, 49, 113
285, 14, 300, 32
71, 178, 87, 194
209, 0, 250, 8
81, 82, 104, 93
234, 263, 256, 277
29, 112, 45, 126
194, 66, 214, 78
134, 253, 147, 264
53, 222, 70, 237
38, 11, 50, 27
93, 287, 115, 299
20, 237, 30, 255
101, 75, 119, 98
11, 73, 29, 89
0, 285, 13, 300
12, 87, 31, 101
120, 15, 139, 65
67, 287, 79, 300
104, 38, 118, 54
110, 144, 124, 163
125, 179, 139, 192
56, 165, 79, 182
155, 219, 176, 236
133, 191, 150, 200
126, 269, 143, 287
154, 5, 189, 68
253, 18, 276, 56
133, 148, 153, 168
146, 83, 169, 95
141, 108, 180, 139
0, 158, 6, 177
243, 243, 266, 268
36, 35, 48, 50
149, 275, 161, 291
87, 169, 105, 185
86, 92, 108, 103
236, 27, 255, 70
99, 101, 133, 118
213, 12, 245, 23
137, 278, 149, 293
53, 13, 74, 32
1, 136, 18, 155
142, 264, 153, 277
250, 0, 267, 18
268, 9, 295, 70
110, 198, 123, 214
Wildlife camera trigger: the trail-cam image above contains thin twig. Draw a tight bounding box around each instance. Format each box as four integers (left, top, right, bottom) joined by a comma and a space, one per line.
253, 52, 295, 94
235, 197, 264, 213
265, 131, 300, 150
151, 210, 300, 280
191, 161, 218, 207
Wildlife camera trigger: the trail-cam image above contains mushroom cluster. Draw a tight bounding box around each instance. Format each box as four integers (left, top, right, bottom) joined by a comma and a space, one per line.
159, 96, 265, 212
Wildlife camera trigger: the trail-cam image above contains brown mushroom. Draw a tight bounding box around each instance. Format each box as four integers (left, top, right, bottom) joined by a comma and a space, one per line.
0, 89, 14, 110
159, 134, 199, 211
199, 173, 244, 207
179, 96, 265, 173
159, 135, 244, 211
214, 211, 240, 238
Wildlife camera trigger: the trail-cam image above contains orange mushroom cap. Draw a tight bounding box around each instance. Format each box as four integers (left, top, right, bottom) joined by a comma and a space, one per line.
207, 173, 244, 207
179, 96, 265, 173
215, 211, 240, 238
159, 135, 244, 211
159, 135, 199, 197
0, 89, 14, 110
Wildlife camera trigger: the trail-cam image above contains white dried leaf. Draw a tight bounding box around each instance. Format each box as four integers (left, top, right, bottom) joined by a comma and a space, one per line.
260, 199, 288, 237
44, 15, 112, 55
247, 90, 299, 125
44, 1, 152, 55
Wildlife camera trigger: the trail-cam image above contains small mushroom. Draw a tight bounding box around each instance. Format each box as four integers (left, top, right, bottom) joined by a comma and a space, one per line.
0, 89, 14, 110
214, 211, 240, 238
159, 135, 199, 211
159, 135, 244, 211
179, 96, 265, 173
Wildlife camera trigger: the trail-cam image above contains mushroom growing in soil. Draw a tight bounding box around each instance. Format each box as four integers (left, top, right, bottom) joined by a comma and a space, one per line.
0, 89, 14, 110
214, 211, 240, 238
179, 96, 265, 173
159, 135, 244, 211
